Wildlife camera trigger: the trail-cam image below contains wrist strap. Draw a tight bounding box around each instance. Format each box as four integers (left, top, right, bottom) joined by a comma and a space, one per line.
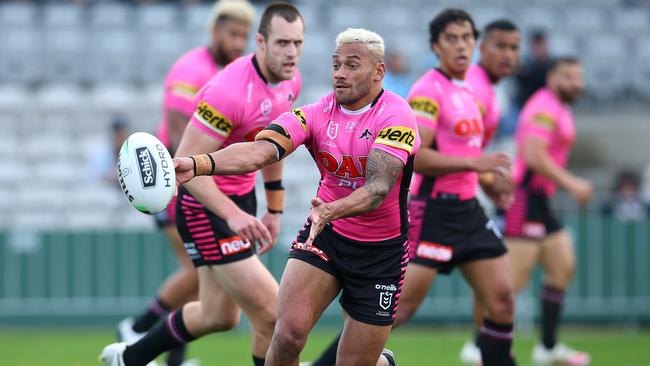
191, 154, 214, 176
267, 208, 283, 214
264, 180, 284, 190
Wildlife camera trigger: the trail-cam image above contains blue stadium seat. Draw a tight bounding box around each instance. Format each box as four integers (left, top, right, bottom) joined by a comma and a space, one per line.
583, 36, 627, 100
88, 30, 137, 84
43, 29, 87, 83
0, 28, 42, 83
517, 6, 557, 31
90, 3, 132, 29
136, 4, 178, 30
44, 4, 84, 28
0, 2, 37, 28
136, 30, 186, 83
612, 7, 650, 35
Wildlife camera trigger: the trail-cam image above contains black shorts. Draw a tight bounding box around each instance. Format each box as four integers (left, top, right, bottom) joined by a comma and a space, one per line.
504, 188, 563, 239
290, 220, 408, 326
176, 187, 256, 267
408, 196, 507, 274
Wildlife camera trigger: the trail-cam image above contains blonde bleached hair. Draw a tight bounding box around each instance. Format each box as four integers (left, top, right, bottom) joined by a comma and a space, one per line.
335, 28, 385, 62
206, 0, 256, 30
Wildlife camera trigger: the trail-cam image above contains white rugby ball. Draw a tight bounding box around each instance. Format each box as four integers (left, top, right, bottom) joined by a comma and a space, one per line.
117, 132, 175, 215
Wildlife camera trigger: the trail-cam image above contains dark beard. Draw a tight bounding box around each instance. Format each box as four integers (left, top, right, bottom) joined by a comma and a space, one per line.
211, 45, 233, 66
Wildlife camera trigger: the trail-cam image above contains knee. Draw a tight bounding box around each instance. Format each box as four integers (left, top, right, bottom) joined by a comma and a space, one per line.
272, 321, 309, 354
485, 289, 515, 323
252, 304, 277, 337
547, 263, 575, 288
202, 308, 240, 332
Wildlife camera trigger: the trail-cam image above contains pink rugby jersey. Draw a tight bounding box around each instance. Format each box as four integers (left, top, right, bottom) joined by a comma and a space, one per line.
190, 53, 301, 195
271, 90, 420, 242
408, 69, 484, 200
466, 64, 500, 147
513, 87, 576, 197
157, 47, 219, 147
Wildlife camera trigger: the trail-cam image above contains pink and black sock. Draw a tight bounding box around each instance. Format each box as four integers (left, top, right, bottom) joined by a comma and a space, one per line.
132, 297, 170, 333
477, 318, 514, 366
123, 309, 197, 366
541, 285, 564, 349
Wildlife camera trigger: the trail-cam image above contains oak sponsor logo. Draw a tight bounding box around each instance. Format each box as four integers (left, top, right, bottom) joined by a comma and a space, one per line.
317, 152, 368, 179
194, 101, 234, 137
136, 147, 157, 189
409, 96, 439, 120
416, 241, 453, 262
219, 236, 252, 256
375, 126, 416, 153
292, 108, 307, 131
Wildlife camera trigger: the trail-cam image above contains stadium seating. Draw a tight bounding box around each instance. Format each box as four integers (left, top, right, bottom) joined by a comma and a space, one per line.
0, 0, 647, 230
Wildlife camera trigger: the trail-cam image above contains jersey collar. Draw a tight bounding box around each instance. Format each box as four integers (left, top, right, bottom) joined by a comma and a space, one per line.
435, 67, 465, 87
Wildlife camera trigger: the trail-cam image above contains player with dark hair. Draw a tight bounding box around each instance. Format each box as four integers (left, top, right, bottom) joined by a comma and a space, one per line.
100, 3, 304, 366
504, 57, 591, 366
459, 18, 521, 365
175, 26, 419, 366
115, 3, 255, 366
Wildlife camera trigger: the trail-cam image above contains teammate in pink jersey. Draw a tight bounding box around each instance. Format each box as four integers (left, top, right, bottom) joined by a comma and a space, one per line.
504, 58, 592, 366
174, 27, 419, 366
460, 19, 521, 365
403, 9, 516, 366
117, 4, 256, 365
101, 4, 303, 366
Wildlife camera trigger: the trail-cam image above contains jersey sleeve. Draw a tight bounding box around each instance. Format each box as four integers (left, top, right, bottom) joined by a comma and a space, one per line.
406, 83, 440, 132
189, 83, 238, 143
165, 61, 208, 116
371, 103, 420, 164
520, 107, 557, 144
266, 103, 313, 148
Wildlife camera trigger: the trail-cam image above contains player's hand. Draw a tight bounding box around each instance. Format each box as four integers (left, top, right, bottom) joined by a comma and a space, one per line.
469, 152, 511, 173
260, 212, 281, 251
173, 158, 195, 186
490, 169, 515, 195
226, 209, 272, 253
493, 192, 515, 210
299, 197, 334, 249
568, 177, 593, 206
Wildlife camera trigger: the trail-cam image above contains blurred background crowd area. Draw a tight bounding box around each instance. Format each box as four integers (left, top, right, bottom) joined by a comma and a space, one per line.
2, 0, 650, 231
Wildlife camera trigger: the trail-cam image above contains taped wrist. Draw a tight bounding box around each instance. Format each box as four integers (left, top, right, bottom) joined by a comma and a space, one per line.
190, 154, 215, 176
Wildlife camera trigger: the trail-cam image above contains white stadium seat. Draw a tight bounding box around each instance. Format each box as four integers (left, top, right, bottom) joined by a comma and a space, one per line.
137, 4, 177, 29
44, 4, 84, 28
612, 8, 650, 35
0, 2, 36, 27
90, 3, 132, 29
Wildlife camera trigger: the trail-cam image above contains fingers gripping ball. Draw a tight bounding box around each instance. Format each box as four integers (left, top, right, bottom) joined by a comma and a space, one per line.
117, 132, 176, 215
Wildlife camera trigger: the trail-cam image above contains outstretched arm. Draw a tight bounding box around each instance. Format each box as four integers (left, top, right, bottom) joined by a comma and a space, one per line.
299, 148, 404, 247
174, 139, 281, 185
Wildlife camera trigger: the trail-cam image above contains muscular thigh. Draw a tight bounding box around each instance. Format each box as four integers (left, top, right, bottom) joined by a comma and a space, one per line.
505, 237, 541, 292
539, 230, 575, 288
276, 259, 341, 333
209, 255, 279, 315
460, 255, 512, 306
197, 266, 240, 320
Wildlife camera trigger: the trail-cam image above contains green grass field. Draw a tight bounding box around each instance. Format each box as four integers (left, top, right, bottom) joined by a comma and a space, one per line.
2, 327, 649, 366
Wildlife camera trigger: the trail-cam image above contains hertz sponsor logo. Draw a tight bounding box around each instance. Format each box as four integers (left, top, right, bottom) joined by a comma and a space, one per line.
292, 108, 307, 131
531, 112, 556, 130
409, 96, 439, 121
416, 242, 453, 262
219, 237, 252, 256
194, 101, 234, 137
136, 147, 157, 189
375, 126, 416, 153
170, 82, 199, 100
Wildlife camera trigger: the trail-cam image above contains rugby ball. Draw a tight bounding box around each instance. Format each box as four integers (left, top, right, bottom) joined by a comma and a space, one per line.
117, 132, 175, 215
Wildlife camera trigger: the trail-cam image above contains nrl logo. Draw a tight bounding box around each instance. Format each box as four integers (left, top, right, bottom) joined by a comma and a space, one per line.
379, 291, 393, 310
327, 120, 339, 139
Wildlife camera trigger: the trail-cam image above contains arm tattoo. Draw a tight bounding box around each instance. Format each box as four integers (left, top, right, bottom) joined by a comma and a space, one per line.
365, 148, 405, 209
